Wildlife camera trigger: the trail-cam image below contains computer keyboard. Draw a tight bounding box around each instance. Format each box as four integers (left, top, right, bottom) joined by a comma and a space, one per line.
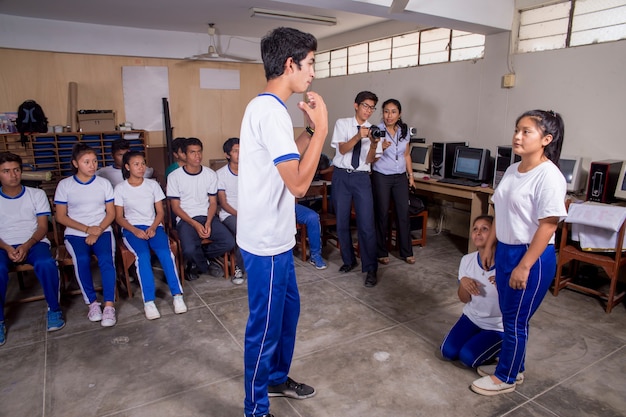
437, 178, 483, 187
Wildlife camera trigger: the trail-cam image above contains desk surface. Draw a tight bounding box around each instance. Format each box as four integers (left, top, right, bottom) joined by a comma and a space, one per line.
412, 176, 494, 195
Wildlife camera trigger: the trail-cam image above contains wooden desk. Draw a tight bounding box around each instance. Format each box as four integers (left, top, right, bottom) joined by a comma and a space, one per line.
412, 175, 494, 253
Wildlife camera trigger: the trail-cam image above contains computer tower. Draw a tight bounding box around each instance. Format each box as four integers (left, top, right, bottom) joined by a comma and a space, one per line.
493, 145, 521, 188
431, 141, 466, 179
586, 160, 623, 203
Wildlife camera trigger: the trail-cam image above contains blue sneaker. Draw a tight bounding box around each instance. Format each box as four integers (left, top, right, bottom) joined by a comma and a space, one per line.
0, 321, 6, 345
309, 254, 327, 270
47, 310, 65, 332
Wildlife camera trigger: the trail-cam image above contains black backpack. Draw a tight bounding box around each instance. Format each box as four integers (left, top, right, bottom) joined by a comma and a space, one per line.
16, 100, 48, 144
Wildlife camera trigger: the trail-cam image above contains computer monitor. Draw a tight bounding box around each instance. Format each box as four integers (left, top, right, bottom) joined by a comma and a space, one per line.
558, 156, 584, 193
615, 160, 626, 200
410, 143, 431, 173
452, 146, 492, 182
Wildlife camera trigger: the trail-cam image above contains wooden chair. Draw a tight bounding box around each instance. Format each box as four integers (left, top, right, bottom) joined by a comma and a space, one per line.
113, 222, 184, 299
164, 199, 233, 279
553, 201, 626, 313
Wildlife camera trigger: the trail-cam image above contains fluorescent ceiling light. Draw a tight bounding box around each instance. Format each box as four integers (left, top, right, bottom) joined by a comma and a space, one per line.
250, 8, 337, 26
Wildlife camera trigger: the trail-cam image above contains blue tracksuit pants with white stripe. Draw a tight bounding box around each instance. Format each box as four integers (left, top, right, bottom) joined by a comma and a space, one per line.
494, 241, 555, 384
65, 231, 116, 304
242, 249, 299, 417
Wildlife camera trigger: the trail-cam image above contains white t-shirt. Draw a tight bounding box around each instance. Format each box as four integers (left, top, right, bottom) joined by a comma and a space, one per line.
166, 166, 217, 223
331, 116, 381, 171
216, 164, 238, 221
238, 93, 299, 256
0, 185, 51, 245
493, 161, 567, 245
114, 178, 165, 226
96, 165, 153, 188
459, 251, 503, 332
54, 175, 114, 237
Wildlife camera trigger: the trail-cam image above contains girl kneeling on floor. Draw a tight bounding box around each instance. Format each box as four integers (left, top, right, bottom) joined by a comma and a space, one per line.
114, 151, 187, 320
440, 215, 503, 368
54, 143, 117, 327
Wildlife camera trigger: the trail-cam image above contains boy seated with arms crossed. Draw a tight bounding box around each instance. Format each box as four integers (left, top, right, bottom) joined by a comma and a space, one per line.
0, 152, 64, 345
97, 138, 153, 187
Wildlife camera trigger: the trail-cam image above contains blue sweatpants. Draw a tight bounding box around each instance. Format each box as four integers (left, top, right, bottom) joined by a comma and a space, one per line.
65, 231, 116, 304
0, 242, 62, 321
122, 225, 183, 302
494, 242, 556, 384
242, 249, 299, 417
440, 314, 503, 368
295, 203, 322, 258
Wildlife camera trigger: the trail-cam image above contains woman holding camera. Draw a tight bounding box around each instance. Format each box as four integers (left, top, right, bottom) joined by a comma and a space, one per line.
372, 98, 416, 265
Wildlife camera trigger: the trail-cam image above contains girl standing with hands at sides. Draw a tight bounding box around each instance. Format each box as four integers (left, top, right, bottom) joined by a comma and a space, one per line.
54, 143, 118, 327
440, 215, 504, 369
471, 110, 567, 396
114, 151, 186, 320
372, 99, 416, 265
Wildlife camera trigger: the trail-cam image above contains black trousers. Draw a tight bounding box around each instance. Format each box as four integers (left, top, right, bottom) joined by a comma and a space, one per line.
371, 171, 413, 259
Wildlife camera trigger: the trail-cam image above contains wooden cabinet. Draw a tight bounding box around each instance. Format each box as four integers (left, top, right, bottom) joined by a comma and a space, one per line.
0, 130, 148, 196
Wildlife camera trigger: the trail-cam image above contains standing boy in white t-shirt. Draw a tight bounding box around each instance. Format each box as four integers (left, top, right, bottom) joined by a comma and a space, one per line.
238, 27, 328, 417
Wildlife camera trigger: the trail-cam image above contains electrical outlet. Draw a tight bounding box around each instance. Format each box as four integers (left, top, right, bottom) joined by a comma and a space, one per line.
502, 73, 516, 88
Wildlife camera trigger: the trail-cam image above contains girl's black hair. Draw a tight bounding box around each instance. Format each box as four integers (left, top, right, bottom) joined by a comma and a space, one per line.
516, 110, 565, 166
70, 143, 97, 175
473, 214, 494, 226
121, 151, 145, 180
382, 99, 408, 141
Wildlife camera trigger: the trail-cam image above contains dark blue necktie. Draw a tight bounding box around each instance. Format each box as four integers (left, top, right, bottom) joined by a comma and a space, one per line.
351, 127, 362, 169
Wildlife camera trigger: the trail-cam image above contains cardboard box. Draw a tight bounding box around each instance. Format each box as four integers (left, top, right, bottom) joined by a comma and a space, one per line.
78, 112, 116, 132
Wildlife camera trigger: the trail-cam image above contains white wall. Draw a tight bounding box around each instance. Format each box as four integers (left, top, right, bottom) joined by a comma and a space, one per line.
314, 32, 626, 168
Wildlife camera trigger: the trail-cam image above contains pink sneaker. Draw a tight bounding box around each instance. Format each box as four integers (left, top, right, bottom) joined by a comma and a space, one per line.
88, 301, 102, 322
101, 306, 117, 327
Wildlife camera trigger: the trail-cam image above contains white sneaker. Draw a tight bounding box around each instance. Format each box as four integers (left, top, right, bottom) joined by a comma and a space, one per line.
471, 375, 516, 396
477, 364, 524, 384
231, 266, 245, 285
144, 301, 161, 320
101, 306, 117, 327
173, 294, 187, 314
88, 301, 102, 322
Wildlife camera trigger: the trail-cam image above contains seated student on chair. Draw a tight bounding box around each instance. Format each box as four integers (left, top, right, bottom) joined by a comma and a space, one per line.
96, 138, 154, 187
165, 137, 187, 178
166, 137, 235, 280
216, 137, 245, 285
440, 215, 503, 369
295, 204, 327, 270
114, 151, 187, 320
54, 143, 118, 327
0, 152, 65, 345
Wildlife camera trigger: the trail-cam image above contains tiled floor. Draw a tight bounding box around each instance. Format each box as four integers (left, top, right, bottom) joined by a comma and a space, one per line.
2, 232, 626, 417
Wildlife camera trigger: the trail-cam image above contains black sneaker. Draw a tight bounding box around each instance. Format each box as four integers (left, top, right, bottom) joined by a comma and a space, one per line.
364, 270, 378, 287
185, 263, 200, 281
268, 377, 316, 399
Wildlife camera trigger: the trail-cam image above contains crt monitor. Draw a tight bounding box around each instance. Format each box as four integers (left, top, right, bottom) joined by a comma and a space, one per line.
558, 156, 584, 193
410, 143, 431, 173
615, 161, 626, 200
452, 146, 492, 182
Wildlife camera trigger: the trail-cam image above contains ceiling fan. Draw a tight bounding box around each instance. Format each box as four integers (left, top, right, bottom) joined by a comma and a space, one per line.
186, 23, 257, 62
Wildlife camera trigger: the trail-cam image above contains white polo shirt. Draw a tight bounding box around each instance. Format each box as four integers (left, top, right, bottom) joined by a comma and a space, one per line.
114, 178, 165, 226
216, 164, 238, 221
0, 185, 51, 245
166, 166, 218, 223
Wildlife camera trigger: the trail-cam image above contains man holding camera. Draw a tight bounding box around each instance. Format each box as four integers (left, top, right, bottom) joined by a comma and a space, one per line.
330, 91, 382, 287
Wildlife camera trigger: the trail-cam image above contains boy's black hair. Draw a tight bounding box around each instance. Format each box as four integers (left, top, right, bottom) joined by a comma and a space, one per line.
182, 137, 203, 153
71, 143, 97, 174
223, 137, 240, 157
261, 27, 317, 81
172, 137, 186, 153
111, 138, 131, 155
0, 151, 23, 171
121, 151, 145, 180
355, 91, 378, 105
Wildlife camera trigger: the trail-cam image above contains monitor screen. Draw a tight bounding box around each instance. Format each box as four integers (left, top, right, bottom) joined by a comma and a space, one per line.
615, 161, 626, 200
558, 156, 583, 193
453, 147, 484, 180
410, 143, 430, 173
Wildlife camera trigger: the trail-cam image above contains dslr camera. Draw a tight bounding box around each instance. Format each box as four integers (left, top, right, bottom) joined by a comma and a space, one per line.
369, 125, 386, 139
